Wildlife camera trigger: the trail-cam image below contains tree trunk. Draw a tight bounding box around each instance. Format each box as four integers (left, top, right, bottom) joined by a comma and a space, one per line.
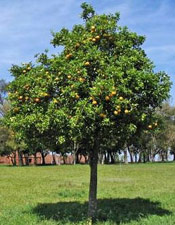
138, 152, 142, 163
41, 152, 46, 165
110, 152, 115, 164
73, 141, 79, 165
12, 151, 17, 166
24, 154, 29, 166
128, 146, 133, 163
88, 146, 98, 221
98, 153, 103, 164
165, 151, 168, 161
124, 149, 128, 164
52, 152, 56, 165
143, 153, 146, 163
75, 151, 79, 164
10, 152, 16, 166
18, 149, 23, 166
161, 153, 165, 162
146, 153, 150, 162
85, 154, 89, 164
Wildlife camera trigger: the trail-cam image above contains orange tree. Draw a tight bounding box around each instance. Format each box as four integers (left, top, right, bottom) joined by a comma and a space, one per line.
6, 3, 171, 221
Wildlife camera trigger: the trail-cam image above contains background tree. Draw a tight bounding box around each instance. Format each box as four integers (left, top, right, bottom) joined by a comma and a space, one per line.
5, 3, 171, 221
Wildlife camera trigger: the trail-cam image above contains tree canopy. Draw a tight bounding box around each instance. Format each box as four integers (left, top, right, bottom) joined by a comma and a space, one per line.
5, 2, 171, 221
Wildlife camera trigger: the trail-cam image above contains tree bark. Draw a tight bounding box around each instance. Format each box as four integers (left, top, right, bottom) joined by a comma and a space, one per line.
124, 149, 128, 164
10, 152, 16, 166
12, 151, 17, 166
34, 152, 37, 165
52, 152, 56, 165
25, 154, 29, 166
88, 144, 98, 221
128, 146, 133, 163
41, 151, 46, 165
138, 152, 142, 163
143, 153, 146, 163
161, 153, 165, 162
110, 152, 115, 164
73, 141, 79, 165
18, 149, 23, 166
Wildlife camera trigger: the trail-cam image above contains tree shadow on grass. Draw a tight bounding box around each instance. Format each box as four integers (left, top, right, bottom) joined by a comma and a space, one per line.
33, 198, 171, 224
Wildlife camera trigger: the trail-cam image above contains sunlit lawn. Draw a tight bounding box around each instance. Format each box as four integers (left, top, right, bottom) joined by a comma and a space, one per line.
0, 163, 175, 224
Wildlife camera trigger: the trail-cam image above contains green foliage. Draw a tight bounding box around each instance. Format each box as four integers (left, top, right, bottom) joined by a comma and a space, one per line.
81, 2, 95, 20
5, 3, 171, 154
0, 126, 12, 155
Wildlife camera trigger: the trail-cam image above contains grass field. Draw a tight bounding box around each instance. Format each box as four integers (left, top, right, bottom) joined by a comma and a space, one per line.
0, 163, 175, 225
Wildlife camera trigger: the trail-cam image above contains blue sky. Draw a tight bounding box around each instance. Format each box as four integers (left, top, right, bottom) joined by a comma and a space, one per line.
0, 0, 174, 104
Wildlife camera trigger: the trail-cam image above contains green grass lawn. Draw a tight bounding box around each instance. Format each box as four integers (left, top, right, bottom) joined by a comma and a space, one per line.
0, 163, 175, 225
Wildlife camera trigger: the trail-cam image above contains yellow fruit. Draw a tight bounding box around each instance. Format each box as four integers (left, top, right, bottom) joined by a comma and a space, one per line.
23, 70, 26, 73
85, 61, 90, 66
25, 96, 29, 100
91, 26, 96, 32
105, 96, 110, 101
154, 122, 158, 126
43, 93, 50, 97
67, 75, 71, 79
18, 96, 23, 100
55, 78, 59, 81
92, 38, 96, 42
75, 43, 80, 48
24, 85, 30, 90
116, 105, 120, 109
66, 53, 72, 59
79, 77, 85, 82
95, 35, 100, 40
103, 33, 108, 37
14, 107, 19, 113
124, 109, 129, 114
75, 94, 80, 99
148, 125, 152, 129
119, 96, 124, 101
35, 98, 40, 103
114, 110, 119, 115
92, 100, 97, 105
46, 71, 49, 74
27, 67, 31, 70
111, 91, 116, 96
99, 113, 106, 118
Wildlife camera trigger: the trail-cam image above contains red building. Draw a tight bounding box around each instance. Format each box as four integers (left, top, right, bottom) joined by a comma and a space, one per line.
0, 152, 86, 165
